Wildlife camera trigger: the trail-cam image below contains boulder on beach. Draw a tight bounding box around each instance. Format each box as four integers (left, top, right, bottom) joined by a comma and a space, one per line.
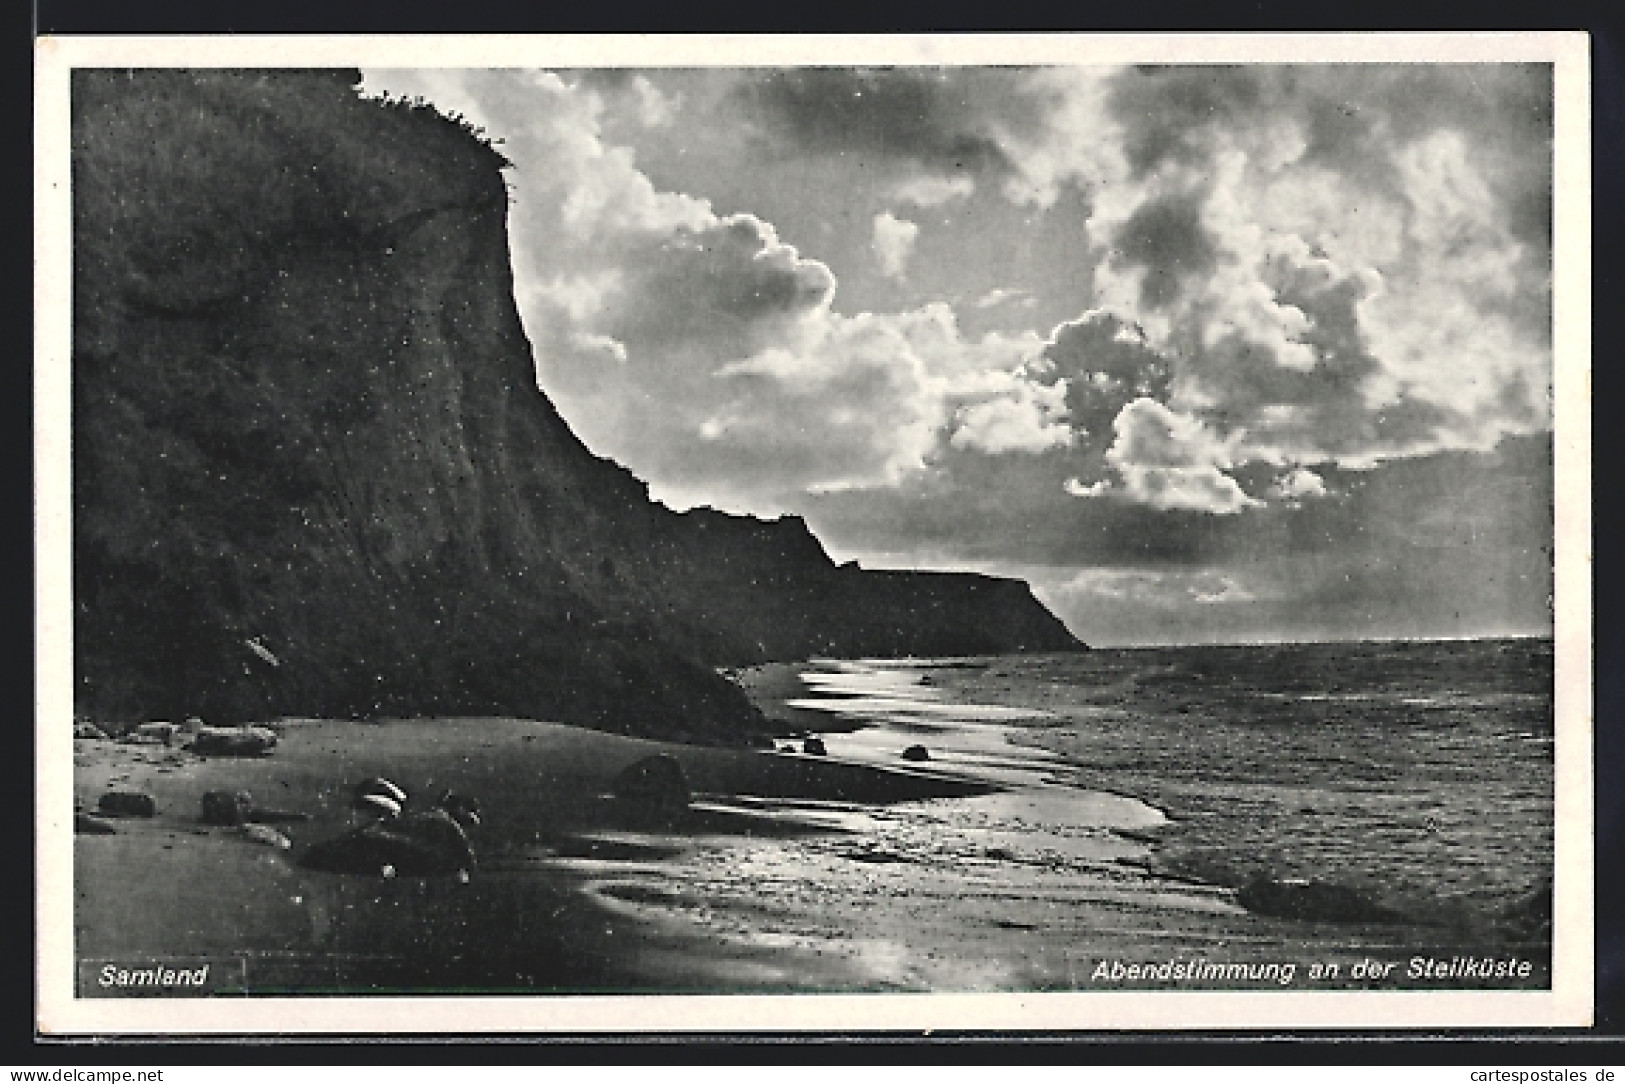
612, 754, 691, 811
803, 737, 827, 756
97, 791, 157, 818
241, 824, 292, 849
201, 789, 255, 826
74, 721, 110, 741
75, 811, 118, 834
901, 744, 931, 762
1236, 875, 1410, 925
189, 725, 278, 757
299, 795, 479, 877
123, 721, 181, 746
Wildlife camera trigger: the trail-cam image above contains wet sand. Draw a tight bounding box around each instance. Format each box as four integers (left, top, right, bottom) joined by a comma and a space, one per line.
692, 658, 1551, 991
72, 714, 991, 994
72, 657, 1549, 995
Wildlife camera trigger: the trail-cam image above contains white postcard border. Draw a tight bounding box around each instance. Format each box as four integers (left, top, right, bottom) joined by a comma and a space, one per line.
34, 31, 1594, 1035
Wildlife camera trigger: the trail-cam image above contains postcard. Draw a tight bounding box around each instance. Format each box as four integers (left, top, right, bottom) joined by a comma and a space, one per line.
34, 31, 1593, 1034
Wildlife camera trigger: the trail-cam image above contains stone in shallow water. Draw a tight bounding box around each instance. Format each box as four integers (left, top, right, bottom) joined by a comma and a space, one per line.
298, 814, 474, 877
75, 811, 118, 834
901, 744, 931, 762
98, 791, 157, 818
241, 824, 292, 849
190, 726, 278, 757
802, 738, 827, 756
201, 789, 254, 826
1236, 875, 1409, 925
612, 754, 691, 812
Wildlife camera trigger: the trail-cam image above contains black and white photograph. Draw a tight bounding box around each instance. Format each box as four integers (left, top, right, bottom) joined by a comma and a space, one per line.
34, 34, 1592, 1033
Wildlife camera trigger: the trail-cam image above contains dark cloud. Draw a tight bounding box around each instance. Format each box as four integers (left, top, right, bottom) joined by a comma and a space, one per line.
807, 434, 1549, 568
735, 68, 1017, 175
1106, 63, 1554, 254
606, 213, 835, 357
1175, 259, 1440, 454
1039, 312, 1171, 441
1109, 65, 1267, 178
804, 434, 1552, 642
1111, 191, 1219, 310
366, 65, 1556, 644
563, 68, 636, 91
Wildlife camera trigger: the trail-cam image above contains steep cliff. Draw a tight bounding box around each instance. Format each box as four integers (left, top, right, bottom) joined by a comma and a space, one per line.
70, 69, 1083, 740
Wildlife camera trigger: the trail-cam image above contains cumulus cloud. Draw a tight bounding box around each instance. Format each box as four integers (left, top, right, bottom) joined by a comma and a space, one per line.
734, 67, 1021, 175
1063, 477, 1111, 498
1090, 66, 1549, 459
1059, 567, 1260, 607
975, 287, 1036, 309
630, 65, 1549, 513
699, 305, 1053, 500
1037, 312, 1170, 438
630, 74, 680, 127
871, 211, 920, 280
901, 63, 1557, 519
948, 377, 1072, 455
369, 67, 1083, 512
808, 433, 1552, 643
1272, 466, 1327, 501
360, 64, 1555, 640
1097, 399, 1260, 514
891, 174, 976, 207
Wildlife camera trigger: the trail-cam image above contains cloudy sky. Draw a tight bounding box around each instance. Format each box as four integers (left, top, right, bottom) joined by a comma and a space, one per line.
362, 63, 1555, 646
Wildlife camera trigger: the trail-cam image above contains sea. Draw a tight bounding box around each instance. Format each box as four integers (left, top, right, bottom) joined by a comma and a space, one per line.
572, 637, 1556, 992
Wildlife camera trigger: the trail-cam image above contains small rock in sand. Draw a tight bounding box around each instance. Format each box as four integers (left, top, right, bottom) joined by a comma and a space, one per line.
240, 824, 292, 849
299, 795, 479, 877
803, 738, 827, 756
75, 811, 119, 834
131, 721, 181, 745
901, 744, 931, 762
201, 789, 255, 826
612, 753, 691, 811
190, 725, 278, 757
98, 791, 157, 818
74, 721, 110, 741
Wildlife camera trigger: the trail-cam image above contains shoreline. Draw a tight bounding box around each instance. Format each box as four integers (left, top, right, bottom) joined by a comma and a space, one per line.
724, 656, 1554, 984
72, 711, 995, 995
70, 648, 1552, 996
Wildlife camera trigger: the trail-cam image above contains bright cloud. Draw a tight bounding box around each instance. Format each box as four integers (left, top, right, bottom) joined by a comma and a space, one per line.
359, 63, 1555, 641
871, 211, 920, 281
975, 287, 1036, 309
891, 174, 977, 207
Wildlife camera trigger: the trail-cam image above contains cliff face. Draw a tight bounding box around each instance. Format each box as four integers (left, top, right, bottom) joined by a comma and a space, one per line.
70, 69, 1082, 740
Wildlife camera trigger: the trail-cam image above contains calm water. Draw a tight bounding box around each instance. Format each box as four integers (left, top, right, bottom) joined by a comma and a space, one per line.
543, 637, 1555, 991
886, 637, 1556, 918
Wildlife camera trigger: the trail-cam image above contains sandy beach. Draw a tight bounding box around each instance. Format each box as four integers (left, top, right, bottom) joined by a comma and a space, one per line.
72, 653, 1548, 996
72, 710, 998, 995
